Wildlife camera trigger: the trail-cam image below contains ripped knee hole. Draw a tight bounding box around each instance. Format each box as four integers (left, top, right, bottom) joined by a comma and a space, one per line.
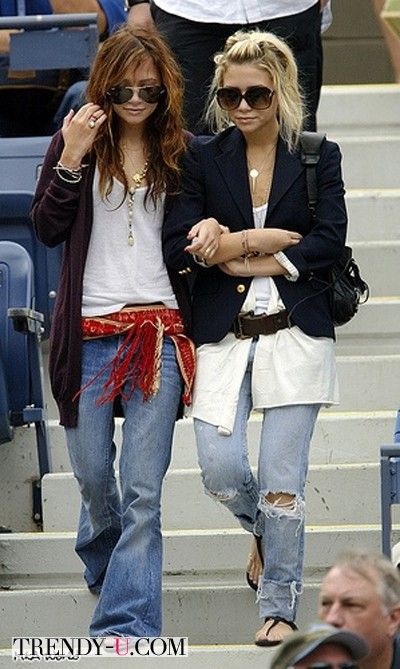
265, 491, 296, 509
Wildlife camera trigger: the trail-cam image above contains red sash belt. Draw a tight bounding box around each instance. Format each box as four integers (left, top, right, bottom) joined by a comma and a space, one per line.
77, 305, 195, 406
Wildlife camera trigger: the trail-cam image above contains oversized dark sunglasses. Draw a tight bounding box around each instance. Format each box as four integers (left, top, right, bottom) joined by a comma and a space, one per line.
299, 663, 358, 669
106, 85, 165, 105
216, 86, 274, 110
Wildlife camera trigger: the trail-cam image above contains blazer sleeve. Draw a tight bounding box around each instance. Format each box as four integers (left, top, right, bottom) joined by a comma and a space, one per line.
283, 139, 348, 275
162, 136, 208, 272
30, 131, 85, 248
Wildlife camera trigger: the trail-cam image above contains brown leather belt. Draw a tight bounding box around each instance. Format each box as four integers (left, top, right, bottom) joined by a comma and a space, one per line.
231, 310, 290, 339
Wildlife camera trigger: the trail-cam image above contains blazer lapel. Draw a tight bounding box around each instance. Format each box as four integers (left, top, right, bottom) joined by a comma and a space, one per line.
214, 128, 254, 228
267, 136, 304, 220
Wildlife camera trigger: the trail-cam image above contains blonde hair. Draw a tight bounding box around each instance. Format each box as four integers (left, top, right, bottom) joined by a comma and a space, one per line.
206, 30, 305, 152
334, 551, 400, 614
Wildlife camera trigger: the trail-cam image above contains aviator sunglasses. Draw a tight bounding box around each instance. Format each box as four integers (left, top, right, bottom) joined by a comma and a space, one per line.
106, 85, 165, 105
216, 85, 275, 111
289, 662, 358, 669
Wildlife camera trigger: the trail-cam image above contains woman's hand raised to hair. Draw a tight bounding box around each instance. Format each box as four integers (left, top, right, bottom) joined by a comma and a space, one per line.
248, 228, 302, 255
59, 103, 107, 170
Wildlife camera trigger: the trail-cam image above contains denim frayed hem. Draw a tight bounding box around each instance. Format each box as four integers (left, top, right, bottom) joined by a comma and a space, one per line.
256, 579, 303, 621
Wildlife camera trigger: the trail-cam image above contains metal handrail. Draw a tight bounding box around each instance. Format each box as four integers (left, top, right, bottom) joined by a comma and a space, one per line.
0, 13, 98, 30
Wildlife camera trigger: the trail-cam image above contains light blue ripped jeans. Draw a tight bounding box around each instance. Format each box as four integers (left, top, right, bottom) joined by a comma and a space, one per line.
194, 345, 320, 622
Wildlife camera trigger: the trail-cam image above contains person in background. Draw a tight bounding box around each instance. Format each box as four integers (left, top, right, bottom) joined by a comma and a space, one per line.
163, 29, 347, 646
372, 0, 400, 83
0, 0, 126, 136
270, 623, 369, 669
319, 551, 400, 669
128, 0, 330, 133
31, 26, 194, 637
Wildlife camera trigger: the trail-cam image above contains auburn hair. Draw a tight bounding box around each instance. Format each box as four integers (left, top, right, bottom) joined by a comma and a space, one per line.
85, 27, 186, 203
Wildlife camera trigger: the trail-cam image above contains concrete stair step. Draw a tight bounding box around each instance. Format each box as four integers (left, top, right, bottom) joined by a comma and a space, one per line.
0, 578, 323, 648
333, 354, 400, 412
350, 240, 400, 297
1, 525, 396, 584
41, 462, 396, 531
0, 646, 278, 669
43, 352, 400, 420
47, 410, 396, 473
336, 298, 400, 355
345, 189, 400, 242
336, 136, 400, 189
2, 406, 396, 534
318, 84, 400, 137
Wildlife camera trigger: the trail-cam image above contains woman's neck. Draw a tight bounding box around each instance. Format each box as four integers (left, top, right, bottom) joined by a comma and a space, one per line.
119, 124, 146, 152
241, 117, 280, 152
244, 127, 279, 152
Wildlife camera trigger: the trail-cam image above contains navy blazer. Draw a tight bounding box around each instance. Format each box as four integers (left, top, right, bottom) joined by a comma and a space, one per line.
163, 126, 347, 346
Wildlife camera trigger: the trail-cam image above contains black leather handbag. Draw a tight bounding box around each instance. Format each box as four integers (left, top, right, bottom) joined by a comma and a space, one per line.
300, 131, 369, 326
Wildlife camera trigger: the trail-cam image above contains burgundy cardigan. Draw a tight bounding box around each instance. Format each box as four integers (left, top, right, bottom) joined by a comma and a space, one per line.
31, 131, 191, 427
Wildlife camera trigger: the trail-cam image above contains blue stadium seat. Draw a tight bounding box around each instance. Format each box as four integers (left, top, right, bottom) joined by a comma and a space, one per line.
0, 190, 62, 338
0, 241, 50, 526
380, 414, 400, 557
0, 12, 98, 137
0, 136, 50, 192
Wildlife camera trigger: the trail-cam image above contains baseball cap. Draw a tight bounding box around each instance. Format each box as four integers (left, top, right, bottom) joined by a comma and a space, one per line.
392, 540, 400, 568
270, 623, 369, 669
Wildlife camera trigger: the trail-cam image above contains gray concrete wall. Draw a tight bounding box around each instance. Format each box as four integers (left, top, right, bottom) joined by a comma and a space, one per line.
323, 0, 396, 83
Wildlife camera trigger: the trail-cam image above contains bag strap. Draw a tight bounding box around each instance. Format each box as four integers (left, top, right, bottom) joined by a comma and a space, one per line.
299, 130, 326, 211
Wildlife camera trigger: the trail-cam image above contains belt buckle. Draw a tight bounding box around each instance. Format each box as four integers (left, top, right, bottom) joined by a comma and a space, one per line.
233, 311, 253, 340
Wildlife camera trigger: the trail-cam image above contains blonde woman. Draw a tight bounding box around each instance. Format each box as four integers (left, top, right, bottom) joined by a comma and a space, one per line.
163, 30, 347, 646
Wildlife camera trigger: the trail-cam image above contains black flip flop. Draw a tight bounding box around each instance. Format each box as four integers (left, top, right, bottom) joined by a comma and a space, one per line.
246, 534, 264, 591
254, 616, 298, 647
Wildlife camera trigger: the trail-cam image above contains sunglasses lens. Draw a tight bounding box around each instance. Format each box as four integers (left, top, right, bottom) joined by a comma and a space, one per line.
107, 86, 164, 105
216, 88, 242, 110
108, 87, 133, 104
138, 86, 164, 103
245, 87, 274, 109
216, 87, 273, 110
307, 664, 358, 669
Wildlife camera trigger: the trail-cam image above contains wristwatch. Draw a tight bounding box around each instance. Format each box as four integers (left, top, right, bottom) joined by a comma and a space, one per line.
126, 0, 150, 7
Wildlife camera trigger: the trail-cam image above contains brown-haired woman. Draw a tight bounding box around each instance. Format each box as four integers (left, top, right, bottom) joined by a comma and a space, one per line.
31, 27, 195, 637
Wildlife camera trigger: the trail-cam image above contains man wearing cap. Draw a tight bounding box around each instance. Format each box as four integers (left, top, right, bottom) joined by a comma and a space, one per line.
271, 623, 369, 669
319, 551, 400, 669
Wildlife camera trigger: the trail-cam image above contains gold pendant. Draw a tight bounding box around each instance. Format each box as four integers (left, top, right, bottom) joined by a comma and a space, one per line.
249, 168, 259, 196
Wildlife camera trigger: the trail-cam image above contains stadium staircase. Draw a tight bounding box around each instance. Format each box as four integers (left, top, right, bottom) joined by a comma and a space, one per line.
0, 84, 400, 667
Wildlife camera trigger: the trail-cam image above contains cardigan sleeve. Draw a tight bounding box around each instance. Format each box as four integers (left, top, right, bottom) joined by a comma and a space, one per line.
162, 136, 209, 273
30, 131, 86, 248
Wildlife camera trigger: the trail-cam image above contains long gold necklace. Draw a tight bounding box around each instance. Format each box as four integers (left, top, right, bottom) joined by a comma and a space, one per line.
248, 141, 277, 197
126, 161, 148, 246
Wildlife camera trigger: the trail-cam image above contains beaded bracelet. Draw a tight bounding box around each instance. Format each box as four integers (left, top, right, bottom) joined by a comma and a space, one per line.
241, 229, 250, 255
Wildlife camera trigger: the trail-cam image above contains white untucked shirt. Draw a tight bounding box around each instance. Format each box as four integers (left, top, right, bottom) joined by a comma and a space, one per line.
153, 0, 318, 24
190, 201, 338, 433
82, 167, 178, 316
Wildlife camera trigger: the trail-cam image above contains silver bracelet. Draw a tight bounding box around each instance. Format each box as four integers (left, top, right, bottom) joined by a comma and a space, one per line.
53, 161, 83, 183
